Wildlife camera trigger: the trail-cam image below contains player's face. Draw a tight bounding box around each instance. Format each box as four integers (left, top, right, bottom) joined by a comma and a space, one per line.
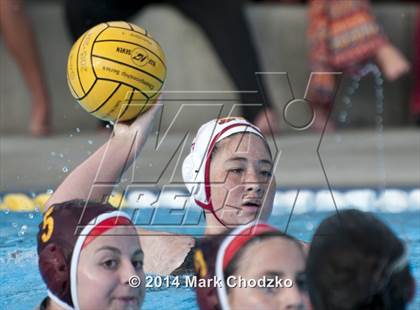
209, 133, 275, 226
77, 226, 145, 310
228, 237, 308, 310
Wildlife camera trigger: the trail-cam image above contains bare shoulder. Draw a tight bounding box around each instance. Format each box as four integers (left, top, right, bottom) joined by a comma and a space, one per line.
138, 229, 196, 275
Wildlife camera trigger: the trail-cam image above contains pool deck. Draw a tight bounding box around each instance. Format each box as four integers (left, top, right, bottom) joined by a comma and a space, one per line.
0, 128, 419, 193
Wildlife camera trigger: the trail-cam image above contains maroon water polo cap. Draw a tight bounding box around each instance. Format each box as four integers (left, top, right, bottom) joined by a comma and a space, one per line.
37, 199, 133, 310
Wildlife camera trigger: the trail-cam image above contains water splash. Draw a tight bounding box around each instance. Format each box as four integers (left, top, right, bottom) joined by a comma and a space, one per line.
62, 166, 69, 173
18, 225, 28, 237
76, 127, 81, 133
340, 63, 387, 196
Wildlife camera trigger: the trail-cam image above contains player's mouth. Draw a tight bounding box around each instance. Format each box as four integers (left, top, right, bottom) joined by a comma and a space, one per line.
241, 199, 262, 212
113, 296, 139, 306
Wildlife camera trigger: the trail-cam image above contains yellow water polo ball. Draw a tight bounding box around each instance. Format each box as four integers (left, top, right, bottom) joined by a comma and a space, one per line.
67, 21, 166, 122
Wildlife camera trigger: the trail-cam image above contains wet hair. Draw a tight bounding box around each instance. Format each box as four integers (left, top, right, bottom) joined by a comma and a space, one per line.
306, 209, 414, 310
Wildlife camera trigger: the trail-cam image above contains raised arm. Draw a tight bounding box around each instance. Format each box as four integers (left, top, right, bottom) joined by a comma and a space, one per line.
46, 103, 162, 209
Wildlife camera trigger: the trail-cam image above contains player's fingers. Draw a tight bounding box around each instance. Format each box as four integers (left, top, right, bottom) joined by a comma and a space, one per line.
130, 95, 163, 130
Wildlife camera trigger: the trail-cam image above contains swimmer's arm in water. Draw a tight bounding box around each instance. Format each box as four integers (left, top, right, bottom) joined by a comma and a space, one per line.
46, 102, 162, 209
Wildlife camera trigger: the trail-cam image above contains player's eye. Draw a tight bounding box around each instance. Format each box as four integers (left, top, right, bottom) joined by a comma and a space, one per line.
229, 168, 244, 174
261, 170, 272, 177
101, 258, 119, 270
260, 286, 278, 295
295, 273, 307, 292
132, 259, 144, 270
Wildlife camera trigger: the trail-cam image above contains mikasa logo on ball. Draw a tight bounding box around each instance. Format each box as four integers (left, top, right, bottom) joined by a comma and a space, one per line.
116, 47, 131, 55
131, 48, 156, 67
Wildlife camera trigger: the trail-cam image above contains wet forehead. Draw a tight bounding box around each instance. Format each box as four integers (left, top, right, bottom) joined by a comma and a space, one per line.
238, 238, 304, 274
83, 226, 141, 254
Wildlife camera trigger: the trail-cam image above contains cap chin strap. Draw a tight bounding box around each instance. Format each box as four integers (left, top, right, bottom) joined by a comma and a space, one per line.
197, 124, 262, 228
388, 243, 409, 275
195, 199, 227, 228
47, 290, 74, 310
184, 121, 265, 228
69, 211, 132, 310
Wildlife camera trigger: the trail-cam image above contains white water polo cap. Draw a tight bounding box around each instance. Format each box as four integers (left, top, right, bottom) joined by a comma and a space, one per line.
182, 117, 265, 220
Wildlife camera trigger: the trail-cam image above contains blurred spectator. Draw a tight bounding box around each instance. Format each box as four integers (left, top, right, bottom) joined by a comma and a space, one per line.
306, 0, 410, 132
411, 8, 420, 125
0, 0, 51, 136
64, 0, 280, 134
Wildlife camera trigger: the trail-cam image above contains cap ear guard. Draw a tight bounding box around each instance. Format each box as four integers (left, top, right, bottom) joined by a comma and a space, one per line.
39, 242, 71, 305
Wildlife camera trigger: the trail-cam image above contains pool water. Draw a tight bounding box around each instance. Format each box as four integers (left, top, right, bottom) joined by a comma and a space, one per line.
0, 210, 419, 310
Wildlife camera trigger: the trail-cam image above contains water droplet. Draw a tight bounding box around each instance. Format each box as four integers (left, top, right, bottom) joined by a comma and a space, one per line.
62, 166, 69, 173
50, 151, 56, 157
69, 134, 73, 138
59, 153, 64, 158
343, 97, 351, 105
88, 140, 93, 145
46, 189, 54, 195
18, 230, 25, 237
28, 213, 34, 219
76, 127, 80, 133
105, 124, 111, 129
12, 222, 18, 228
4, 209, 10, 215
21, 225, 28, 231
335, 135, 342, 143
339, 112, 348, 123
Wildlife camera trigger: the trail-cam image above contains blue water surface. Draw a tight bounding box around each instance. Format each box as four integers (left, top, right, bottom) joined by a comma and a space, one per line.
0, 210, 419, 310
